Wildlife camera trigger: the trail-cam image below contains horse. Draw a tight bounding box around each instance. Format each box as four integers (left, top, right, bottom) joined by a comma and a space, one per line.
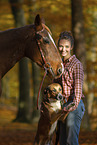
0, 14, 63, 97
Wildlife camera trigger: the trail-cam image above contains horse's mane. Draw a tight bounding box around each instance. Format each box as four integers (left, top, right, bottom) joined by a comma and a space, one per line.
42, 23, 52, 35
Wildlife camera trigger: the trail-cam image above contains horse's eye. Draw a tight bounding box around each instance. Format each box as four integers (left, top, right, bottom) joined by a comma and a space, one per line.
59, 88, 62, 91
53, 88, 56, 92
43, 37, 50, 44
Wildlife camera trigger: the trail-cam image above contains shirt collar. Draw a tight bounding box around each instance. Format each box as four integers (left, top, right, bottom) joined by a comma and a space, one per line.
63, 55, 76, 64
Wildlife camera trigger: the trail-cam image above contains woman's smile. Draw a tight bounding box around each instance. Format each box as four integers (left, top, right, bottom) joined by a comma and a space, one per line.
58, 39, 72, 60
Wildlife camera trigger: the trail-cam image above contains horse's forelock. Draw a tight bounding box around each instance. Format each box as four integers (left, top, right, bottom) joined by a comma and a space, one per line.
42, 23, 52, 35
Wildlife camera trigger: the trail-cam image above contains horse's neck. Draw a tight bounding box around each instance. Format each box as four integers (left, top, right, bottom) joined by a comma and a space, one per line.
0, 25, 34, 78
0, 27, 27, 56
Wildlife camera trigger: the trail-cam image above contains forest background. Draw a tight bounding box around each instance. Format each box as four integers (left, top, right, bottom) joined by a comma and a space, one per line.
0, 0, 97, 144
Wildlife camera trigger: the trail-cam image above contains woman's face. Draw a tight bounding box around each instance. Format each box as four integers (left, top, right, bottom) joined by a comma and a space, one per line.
58, 39, 72, 60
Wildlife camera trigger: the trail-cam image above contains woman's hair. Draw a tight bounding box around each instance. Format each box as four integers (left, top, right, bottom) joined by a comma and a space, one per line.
58, 31, 74, 47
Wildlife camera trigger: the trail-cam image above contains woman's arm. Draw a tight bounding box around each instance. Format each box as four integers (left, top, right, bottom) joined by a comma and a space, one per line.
63, 62, 84, 112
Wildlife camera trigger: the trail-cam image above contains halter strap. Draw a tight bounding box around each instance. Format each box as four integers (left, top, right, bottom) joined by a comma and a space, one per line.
35, 27, 60, 109
37, 68, 48, 109
36, 26, 45, 34
35, 33, 55, 77
37, 40, 47, 66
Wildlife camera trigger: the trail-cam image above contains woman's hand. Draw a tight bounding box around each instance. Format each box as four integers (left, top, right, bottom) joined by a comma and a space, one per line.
63, 106, 69, 112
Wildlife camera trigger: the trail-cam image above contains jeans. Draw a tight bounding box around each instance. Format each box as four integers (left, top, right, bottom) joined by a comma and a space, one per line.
59, 99, 85, 145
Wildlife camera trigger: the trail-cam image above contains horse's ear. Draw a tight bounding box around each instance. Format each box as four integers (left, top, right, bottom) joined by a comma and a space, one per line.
35, 14, 43, 31
35, 14, 41, 26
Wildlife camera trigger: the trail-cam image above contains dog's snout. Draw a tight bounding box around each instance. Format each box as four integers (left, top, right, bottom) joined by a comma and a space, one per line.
57, 93, 63, 101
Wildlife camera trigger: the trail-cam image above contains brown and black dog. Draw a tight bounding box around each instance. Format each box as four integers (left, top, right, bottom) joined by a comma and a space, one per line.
34, 83, 67, 145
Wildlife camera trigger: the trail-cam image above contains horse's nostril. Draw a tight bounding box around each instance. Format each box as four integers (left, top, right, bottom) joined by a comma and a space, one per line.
57, 67, 62, 74
58, 95, 62, 100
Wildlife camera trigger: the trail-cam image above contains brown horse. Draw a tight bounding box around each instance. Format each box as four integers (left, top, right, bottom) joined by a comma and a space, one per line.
0, 14, 63, 96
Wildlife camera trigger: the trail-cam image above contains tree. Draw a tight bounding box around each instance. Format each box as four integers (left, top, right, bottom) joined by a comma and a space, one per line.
71, 0, 90, 129
86, 6, 97, 116
9, 0, 32, 122
1, 76, 10, 99
27, 0, 41, 122
32, 63, 40, 121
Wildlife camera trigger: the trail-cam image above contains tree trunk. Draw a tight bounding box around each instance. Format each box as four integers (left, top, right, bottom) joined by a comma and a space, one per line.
1, 76, 10, 99
87, 9, 97, 116
9, 0, 32, 122
71, 0, 90, 129
27, 0, 40, 122
32, 63, 40, 122
16, 58, 31, 122
9, 0, 26, 27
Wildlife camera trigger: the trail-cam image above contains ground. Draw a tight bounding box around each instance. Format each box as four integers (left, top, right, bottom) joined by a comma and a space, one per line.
0, 104, 97, 145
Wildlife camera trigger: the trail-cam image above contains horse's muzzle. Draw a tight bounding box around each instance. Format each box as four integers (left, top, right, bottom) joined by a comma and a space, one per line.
57, 67, 62, 75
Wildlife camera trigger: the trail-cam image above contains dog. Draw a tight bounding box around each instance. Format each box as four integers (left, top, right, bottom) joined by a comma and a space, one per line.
34, 83, 67, 145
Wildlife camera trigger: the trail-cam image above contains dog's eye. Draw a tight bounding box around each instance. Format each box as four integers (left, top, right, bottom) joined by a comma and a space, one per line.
53, 88, 56, 92
59, 88, 62, 91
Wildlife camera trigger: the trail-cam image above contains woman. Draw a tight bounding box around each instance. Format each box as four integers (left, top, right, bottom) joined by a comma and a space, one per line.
55, 31, 85, 145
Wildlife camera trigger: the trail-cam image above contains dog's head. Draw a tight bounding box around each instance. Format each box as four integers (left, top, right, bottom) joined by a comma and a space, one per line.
44, 83, 63, 101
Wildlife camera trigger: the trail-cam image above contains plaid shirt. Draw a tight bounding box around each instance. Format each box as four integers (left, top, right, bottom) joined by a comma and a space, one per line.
54, 55, 84, 112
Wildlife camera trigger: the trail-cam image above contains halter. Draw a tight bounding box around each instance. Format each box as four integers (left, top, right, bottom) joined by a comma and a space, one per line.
35, 28, 55, 109
37, 40, 55, 76
36, 28, 55, 77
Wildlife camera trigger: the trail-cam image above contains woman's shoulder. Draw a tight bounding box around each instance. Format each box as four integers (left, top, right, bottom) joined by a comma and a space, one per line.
70, 55, 83, 68
71, 55, 82, 63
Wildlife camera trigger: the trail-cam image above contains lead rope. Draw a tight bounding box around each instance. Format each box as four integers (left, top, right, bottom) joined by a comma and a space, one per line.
37, 69, 47, 110
36, 40, 49, 110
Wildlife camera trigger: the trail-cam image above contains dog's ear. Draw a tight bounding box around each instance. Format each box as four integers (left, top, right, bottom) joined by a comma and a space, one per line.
44, 87, 50, 94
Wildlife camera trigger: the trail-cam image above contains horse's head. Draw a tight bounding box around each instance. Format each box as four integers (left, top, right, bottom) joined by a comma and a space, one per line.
26, 14, 64, 79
